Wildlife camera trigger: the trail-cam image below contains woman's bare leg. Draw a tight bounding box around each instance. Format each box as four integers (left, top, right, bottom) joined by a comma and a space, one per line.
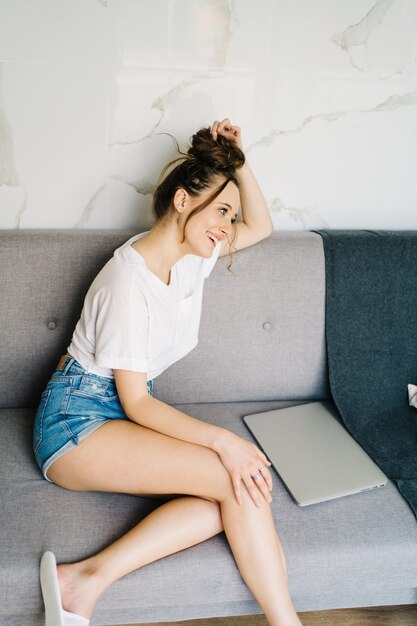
57, 494, 290, 622
56, 495, 224, 618
47, 420, 301, 626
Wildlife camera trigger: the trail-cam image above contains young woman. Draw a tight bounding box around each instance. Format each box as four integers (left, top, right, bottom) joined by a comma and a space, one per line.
34, 118, 303, 626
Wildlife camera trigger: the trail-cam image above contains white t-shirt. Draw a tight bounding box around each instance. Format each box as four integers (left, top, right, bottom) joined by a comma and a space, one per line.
67, 231, 222, 382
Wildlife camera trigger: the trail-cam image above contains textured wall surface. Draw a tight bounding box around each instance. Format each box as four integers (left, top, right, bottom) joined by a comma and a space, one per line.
0, 0, 416, 230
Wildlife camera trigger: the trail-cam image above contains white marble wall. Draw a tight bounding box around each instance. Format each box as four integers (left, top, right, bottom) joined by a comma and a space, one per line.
0, 0, 416, 231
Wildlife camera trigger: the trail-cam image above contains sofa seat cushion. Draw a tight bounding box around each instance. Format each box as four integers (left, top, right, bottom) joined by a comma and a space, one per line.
2, 403, 417, 626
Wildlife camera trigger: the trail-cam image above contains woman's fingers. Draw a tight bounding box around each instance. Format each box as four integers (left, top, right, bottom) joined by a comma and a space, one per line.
244, 472, 271, 507
217, 434, 274, 506
259, 468, 273, 493
211, 120, 220, 138
258, 451, 273, 491
232, 468, 272, 507
261, 463, 273, 492
242, 460, 273, 507
252, 446, 272, 482
262, 451, 272, 467
253, 470, 273, 504
211, 118, 234, 139
244, 446, 274, 505
210, 119, 243, 150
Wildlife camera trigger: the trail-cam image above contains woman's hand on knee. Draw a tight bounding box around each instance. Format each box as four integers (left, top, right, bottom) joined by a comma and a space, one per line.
213, 432, 273, 507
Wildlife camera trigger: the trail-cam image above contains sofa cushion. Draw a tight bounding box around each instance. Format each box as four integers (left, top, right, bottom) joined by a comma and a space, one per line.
0, 230, 329, 408
2, 403, 417, 625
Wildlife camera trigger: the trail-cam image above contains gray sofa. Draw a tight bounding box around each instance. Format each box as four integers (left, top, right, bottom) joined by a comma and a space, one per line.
1, 229, 417, 626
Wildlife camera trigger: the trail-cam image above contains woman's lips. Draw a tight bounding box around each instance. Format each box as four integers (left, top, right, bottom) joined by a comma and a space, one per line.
206, 231, 219, 247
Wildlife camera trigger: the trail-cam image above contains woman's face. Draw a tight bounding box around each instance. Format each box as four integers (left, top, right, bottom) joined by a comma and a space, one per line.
179, 179, 240, 258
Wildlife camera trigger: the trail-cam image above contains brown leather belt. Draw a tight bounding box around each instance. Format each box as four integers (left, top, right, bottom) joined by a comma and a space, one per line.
55, 353, 72, 372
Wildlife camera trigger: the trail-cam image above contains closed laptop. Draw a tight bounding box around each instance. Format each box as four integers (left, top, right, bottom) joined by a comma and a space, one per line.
243, 401, 388, 506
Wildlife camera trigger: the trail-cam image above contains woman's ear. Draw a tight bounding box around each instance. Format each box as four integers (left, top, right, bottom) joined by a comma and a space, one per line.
173, 188, 187, 212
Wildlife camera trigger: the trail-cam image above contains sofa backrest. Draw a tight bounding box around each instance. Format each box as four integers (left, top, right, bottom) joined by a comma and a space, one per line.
0, 229, 329, 408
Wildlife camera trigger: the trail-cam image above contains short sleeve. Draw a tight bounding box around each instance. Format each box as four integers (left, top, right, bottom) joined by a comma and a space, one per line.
202, 239, 222, 279
94, 274, 149, 373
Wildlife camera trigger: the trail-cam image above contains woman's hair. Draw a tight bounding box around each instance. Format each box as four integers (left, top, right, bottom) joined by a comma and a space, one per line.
152, 126, 245, 272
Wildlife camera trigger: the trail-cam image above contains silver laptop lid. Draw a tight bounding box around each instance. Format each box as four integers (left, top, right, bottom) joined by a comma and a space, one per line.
243, 401, 388, 506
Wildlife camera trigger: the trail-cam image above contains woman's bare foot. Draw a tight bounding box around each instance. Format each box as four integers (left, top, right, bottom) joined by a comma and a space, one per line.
56, 561, 105, 621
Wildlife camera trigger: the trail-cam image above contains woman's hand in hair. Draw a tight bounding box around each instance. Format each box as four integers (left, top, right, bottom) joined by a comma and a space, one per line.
211, 118, 243, 152
212, 430, 273, 507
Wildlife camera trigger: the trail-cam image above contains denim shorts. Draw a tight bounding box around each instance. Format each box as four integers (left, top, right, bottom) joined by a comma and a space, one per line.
33, 355, 153, 483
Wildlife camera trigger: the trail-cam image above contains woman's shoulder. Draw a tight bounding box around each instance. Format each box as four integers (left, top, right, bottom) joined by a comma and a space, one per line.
86, 256, 148, 300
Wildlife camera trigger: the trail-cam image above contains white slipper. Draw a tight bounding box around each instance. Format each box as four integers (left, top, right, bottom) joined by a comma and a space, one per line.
40, 551, 90, 626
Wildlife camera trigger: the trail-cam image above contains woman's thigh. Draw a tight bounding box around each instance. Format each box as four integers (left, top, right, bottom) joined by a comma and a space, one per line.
47, 419, 234, 504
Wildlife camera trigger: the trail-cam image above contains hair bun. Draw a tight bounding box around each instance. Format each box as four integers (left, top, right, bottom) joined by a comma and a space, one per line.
186, 126, 245, 172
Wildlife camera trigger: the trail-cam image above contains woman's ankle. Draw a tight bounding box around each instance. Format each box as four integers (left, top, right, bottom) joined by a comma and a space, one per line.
57, 561, 104, 620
